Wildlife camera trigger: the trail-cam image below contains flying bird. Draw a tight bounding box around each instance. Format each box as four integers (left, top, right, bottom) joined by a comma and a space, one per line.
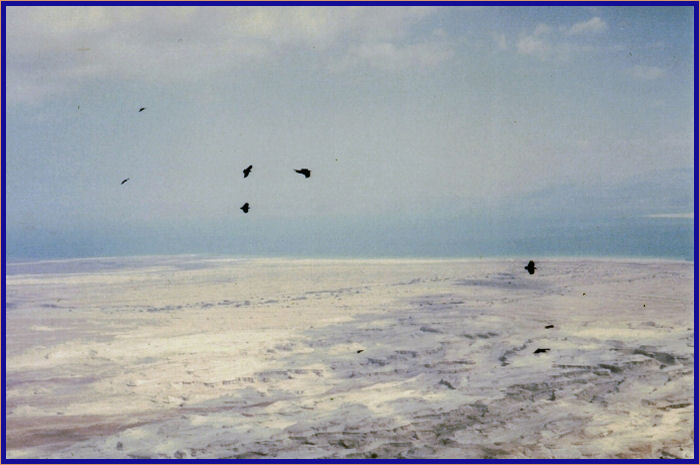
243, 165, 253, 178
240, 202, 250, 213
138, 107, 146, 112
525, 260, 536, 275
121, 178, 130, 185
533, 348, 550, 354
294, 168, 311, 178
544, 325, 554, 329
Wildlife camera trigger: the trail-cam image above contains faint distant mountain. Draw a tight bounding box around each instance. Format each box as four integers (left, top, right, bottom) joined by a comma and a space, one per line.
504, 167, 694, 219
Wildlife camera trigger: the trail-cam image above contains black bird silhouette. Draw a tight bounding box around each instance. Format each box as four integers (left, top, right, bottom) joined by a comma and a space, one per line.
138, 107, 146, 112
544, 324, 554, 329
533, 348, 550, 354
240, 202, 250, 213
525, 260, 536, 275
243, 165, 253, 178
294, 168, 311, 178
121, 178, 130, 185
356, 349, 364, 354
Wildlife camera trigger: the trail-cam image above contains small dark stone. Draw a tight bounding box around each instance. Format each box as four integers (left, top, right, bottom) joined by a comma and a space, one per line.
439, 379, 456, 390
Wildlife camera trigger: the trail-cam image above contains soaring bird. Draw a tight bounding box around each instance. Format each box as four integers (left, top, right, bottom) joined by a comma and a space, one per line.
243, 165, 253, 178
524, 260, 536, 275
121, 178, 130, 185
294, 168, 311, 178
533, 348, 550, 354
138, 107, 146, 112
240, 202, 250, 213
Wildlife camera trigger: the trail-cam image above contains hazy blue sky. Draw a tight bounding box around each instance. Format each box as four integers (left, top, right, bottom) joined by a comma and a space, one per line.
5, 5, 695, 259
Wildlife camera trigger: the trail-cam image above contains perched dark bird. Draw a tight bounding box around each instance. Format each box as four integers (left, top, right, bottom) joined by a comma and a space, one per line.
533, 348, 550, 354
138, 107, 146, 112
544, 324, 554, 329
243, 165, 252, 178
240, 202, 250, 213
294, 168, 311, 178
525, 260, 536, 275
121, 178, 130, 185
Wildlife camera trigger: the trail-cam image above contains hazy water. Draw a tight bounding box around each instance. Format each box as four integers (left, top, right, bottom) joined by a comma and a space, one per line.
6, 214, 695, 262
476, 216, 695, 261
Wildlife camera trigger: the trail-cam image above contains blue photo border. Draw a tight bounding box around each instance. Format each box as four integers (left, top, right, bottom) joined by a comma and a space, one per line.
0, 1, 697, 463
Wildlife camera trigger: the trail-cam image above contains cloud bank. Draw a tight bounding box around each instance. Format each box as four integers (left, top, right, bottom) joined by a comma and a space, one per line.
6, 6, 451, 104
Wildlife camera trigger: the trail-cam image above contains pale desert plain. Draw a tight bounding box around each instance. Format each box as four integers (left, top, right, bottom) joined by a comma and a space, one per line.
4, 256, 695, 459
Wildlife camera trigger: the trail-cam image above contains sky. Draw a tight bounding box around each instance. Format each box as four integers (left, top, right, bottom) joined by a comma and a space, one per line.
4, 5, 696, 260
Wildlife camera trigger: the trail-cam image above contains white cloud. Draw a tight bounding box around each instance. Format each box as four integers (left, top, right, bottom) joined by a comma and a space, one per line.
632, 65, 667, 80
516, 17, 607, 62
333, 40, 453, 72
6, 6, 447, 104
568, 16, 607, 35
516, 25, 575, 62
517, 34, 551, 60
533, 23, 553, 36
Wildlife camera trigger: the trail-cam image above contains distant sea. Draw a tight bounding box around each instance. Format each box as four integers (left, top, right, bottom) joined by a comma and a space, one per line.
5, 214, 695, 263
483, 216, 695, 261
353, 215, 696, 261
